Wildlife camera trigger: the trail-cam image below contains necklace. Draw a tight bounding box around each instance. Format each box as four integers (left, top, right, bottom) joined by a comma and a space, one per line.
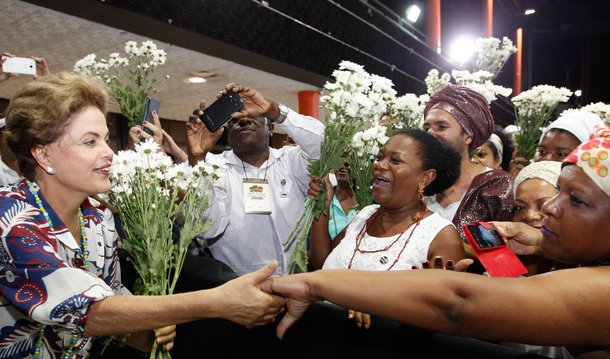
347, 204, 427, 270
26, 180, 89, 359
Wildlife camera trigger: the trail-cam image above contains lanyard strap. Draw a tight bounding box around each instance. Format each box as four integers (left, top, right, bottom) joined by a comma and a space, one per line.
241, 160, 268, 181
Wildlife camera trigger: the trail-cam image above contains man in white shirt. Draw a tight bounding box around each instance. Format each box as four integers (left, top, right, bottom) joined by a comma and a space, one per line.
186, 83, 324, 276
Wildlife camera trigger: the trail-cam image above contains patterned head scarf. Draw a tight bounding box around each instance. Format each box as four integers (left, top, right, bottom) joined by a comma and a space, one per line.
424, 84, 495, 152
540, 110, 607, 145
513, 160, 561, 198
564, 135, 610, 197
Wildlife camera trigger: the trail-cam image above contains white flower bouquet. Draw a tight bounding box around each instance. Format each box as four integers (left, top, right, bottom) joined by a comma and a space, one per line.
348, 124, 389, 210
451, 69, 512, 103
74, 40, 167, 127
581, 102, 610, 126
385, 93, 429, 135
109, 140, 223, 358
425, 69, 451, 95
473, 36, 517, 79
511, 85, 573, 160
284, 61, 396, 273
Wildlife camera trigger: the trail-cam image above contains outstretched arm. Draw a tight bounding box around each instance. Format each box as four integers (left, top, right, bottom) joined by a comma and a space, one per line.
85, 261, 285, 337
264, 266, 610, 348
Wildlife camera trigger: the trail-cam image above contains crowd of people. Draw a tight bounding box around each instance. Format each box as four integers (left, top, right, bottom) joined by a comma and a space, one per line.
1, 53, 609, 359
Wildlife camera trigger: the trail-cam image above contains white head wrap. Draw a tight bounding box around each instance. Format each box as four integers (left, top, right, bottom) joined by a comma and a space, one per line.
488, 133, 503, 160
513, 160, 562, 198
540, 110, 607, 144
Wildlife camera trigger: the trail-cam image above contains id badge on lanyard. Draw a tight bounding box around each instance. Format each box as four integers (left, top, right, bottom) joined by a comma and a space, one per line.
242, 178, 272, 214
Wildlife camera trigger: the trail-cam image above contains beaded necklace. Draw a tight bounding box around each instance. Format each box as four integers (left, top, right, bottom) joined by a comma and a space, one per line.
26, 180, 89, 359
348, 204, 427, 270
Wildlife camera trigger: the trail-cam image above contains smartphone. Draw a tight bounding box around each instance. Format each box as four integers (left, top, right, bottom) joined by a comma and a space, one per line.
2, 56, 36, 76
328, 173, 338, 187
463, 222, 504, 250
141, 96, 160, 137
200, 92, 244, 132
462, 221, 528, 278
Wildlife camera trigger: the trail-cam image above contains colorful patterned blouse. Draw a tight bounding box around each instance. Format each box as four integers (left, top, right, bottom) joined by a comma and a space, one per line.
0, 180, 128, 358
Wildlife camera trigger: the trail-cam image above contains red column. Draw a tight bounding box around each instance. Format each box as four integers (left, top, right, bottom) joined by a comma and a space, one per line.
513, 28, 523, 96
427, 0, 441, 53
298, 90, 320, 120
484, 0, 493, 37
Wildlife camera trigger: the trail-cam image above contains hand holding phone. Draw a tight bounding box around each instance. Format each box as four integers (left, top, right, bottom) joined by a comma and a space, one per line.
328, 173, 338, 187
2, 56, 36, 76
200, 92, 244, 132
462, 221, 528, 277
464, 223, 505, 250
142, 96, 160, 138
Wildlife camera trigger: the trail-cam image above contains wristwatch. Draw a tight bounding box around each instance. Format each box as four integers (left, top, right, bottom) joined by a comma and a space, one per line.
275, 103, 289, 124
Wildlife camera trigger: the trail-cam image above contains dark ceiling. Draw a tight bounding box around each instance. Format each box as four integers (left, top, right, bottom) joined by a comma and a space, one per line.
23, 0, 610, 127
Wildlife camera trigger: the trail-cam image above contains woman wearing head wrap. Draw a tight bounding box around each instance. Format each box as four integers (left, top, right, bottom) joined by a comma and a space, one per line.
535, 109, 607, 162
422, 85, 514, 259
471, 131, 514, 171
502, 157, 572, 359
512, 161, 561, 229
264, 134, 610, 359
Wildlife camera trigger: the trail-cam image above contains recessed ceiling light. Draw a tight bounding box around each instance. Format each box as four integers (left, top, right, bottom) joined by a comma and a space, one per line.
188, 76, 206, 83
524, 9, 535, 15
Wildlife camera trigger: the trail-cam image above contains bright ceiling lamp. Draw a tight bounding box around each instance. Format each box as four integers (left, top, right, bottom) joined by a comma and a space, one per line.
524, 9, 536, 15
406, 5, 421, 23
187, 76, 206, 83
448, 36, 476, 65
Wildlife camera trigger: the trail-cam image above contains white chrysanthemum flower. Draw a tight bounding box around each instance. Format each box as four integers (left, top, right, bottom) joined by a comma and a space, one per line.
425, 68, 451, 94
73, 39, 168, 128
474, 36, 517, 78
124, 41, 139, 55
581, 102, 610, 125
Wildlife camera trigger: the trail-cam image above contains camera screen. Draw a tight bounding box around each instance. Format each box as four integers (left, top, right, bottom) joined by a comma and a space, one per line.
466, 224, 504, 249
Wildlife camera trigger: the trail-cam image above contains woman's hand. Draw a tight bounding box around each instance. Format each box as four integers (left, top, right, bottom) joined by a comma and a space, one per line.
128, 110, 163, 149
33, 57, 50, 79
211, 261, 285, 328
307, 174, 334, 210
161, 130, 188, 163
260, 272, 318, 339
418, 255, 474, 271
348, 309, 371, 330
489, 221, 543, 256
154, 325, 176, 351
0, 53, 15, 82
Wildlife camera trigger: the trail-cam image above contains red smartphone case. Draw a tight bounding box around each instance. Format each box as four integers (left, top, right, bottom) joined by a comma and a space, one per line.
462, 222, 528, 278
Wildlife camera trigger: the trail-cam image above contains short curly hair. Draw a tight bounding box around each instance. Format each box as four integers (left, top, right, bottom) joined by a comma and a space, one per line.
393, 129, 461, 196
4, 72, 108, 180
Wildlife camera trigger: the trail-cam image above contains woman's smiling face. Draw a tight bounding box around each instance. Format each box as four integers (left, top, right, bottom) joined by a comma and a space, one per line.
372, 134, 424, 210
42, 106, 114, 197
